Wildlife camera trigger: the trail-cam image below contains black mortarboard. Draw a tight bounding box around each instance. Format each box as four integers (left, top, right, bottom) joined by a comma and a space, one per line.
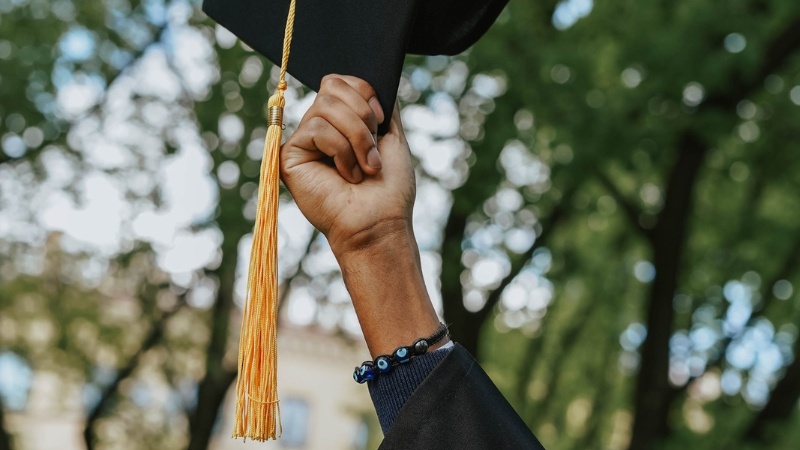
203, 0, 508, 133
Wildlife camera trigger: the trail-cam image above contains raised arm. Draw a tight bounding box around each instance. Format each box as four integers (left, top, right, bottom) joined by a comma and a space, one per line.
280, 74, 447, 358
279, 76, 542, 449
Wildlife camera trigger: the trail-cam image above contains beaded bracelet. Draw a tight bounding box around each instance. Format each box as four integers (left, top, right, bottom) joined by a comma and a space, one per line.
353, 323, 449, 384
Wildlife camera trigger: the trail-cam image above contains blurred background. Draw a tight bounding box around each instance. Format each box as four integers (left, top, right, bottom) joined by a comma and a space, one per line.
1, 0, 800, 449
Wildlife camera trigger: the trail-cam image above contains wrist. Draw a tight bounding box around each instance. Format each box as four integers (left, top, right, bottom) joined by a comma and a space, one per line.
334, 225, 441, 358
328, 216, 412, 260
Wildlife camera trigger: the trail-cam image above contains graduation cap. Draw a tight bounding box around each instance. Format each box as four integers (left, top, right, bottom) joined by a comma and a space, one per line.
204, 0, 508, 134
202, 0, 508, 441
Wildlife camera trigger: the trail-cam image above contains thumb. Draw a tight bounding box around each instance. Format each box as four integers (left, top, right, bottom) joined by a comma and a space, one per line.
279, 141, 345, 194
376, 103, 414, 187
387, 102, 406, 140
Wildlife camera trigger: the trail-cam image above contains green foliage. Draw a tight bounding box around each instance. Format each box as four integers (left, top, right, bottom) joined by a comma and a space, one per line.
461, 1, 800, 449
2, 1, 800, 450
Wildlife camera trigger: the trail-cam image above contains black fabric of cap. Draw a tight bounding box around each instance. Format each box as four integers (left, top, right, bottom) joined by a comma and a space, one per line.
202, 0, 508, 134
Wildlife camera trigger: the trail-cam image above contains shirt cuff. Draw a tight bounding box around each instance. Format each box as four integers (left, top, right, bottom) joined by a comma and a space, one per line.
367, 343, 454, 434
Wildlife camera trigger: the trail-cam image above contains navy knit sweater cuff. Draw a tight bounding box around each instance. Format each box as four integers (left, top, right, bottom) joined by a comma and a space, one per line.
367, 346, 454, 434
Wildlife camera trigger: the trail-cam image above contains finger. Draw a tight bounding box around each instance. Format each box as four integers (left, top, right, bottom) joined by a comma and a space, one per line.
388, 102, 404, 139
377, 103, 414, 184
325, 74, 385, 125
284, 115, 363, 183
319, 76, 382, 173
312, 93, 380, 174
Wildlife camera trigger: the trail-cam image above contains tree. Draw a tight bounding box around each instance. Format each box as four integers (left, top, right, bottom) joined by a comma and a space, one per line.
447, 0, 800, 449
2, 1, 800, 449
1, 1, 346, 448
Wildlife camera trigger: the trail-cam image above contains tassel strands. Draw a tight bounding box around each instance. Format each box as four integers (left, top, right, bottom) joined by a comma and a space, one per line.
232, 0, 297, 442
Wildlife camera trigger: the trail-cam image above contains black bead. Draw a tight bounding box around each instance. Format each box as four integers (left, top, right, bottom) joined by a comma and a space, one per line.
413, 338, 429, 355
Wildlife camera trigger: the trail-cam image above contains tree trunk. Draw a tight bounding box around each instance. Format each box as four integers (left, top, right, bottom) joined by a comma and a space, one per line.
82, 298, 184, 450
0, 404, 12, 450
628, 135, 706, 450
743, 336, 800, 442
187, 370, 237, 450
187, 209, 242, 450
628, 16, 800, 449
439, 93, 524, 357
440, 211, 483, 355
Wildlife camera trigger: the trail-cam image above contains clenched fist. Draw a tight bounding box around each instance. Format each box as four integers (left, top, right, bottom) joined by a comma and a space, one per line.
280, 74, 415, 258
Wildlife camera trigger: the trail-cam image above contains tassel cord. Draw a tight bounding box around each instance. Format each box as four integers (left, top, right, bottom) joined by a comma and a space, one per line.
232, 0, 296, 442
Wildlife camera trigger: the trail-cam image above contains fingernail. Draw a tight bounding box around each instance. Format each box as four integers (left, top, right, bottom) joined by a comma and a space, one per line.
369, 97, 385, 124
352, 165, 363, 182
367, 147, 382, 170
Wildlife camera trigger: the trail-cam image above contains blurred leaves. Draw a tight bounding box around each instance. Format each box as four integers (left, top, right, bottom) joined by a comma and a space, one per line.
463, 1, 800, 449
2, 1, 800, 450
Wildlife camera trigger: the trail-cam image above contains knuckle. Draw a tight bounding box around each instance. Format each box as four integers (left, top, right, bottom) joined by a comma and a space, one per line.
356, 104, 377, 125
351, 131, 373, 153
315, 93, 339, 110
349, 76, 376, 98
320, 74, 345, 92
306, 116, 329, 133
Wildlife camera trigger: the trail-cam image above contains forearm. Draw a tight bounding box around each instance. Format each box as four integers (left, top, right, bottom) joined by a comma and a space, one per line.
281, 79, 453, 434
333, 223, 445, 358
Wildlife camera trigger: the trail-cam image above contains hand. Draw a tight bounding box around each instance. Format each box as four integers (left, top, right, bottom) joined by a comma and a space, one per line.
280, 75, 444, 357
280, 74, 415, 258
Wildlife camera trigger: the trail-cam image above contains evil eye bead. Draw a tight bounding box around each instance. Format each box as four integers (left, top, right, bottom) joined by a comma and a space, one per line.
359, 362, 376, 381
393, 346, 411, 364
413, 338, 429, 355
353, 367, 366, 384
375, 355, 393, 373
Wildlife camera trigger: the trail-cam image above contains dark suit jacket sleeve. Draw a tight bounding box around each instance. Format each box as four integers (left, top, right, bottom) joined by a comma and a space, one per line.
378, 343, 545, 450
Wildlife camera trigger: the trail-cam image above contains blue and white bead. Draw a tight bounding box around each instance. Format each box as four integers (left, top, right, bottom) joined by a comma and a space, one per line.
375, 355, 392, 373
393, 346, 411, 363
353, 361, 376, 383
360, 362, 376, 380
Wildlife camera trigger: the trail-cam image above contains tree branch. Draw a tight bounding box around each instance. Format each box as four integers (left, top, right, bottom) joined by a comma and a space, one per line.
533, 296, 599, 418
0, 400, 11, 450
0, 21, 169, 166
277, 229, 320, 313
83, 296, 187, 450
743, 329, 800, 442
705, 17, 800, 111
596, 172, 653, 241
573, 368, 614, 450
447, 184, 578, 356
483, 185, 579, 320
667, 232, 800, 413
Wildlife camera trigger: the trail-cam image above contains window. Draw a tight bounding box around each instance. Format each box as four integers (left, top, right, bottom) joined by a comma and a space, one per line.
353, 418, 369, 450
280, 397, 309, 448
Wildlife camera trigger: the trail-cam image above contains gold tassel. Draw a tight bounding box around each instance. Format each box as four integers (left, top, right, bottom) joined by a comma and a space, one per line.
232, 0, 296, 442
